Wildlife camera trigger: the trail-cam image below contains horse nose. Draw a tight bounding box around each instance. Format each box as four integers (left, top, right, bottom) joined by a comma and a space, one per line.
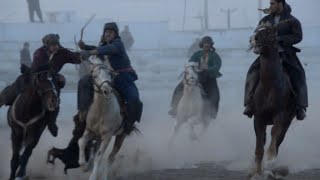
103, 89, 110, 96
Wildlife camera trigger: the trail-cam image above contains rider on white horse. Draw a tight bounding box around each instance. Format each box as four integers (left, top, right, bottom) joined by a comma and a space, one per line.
169, 36, 222, 119
78, 22, 143, 135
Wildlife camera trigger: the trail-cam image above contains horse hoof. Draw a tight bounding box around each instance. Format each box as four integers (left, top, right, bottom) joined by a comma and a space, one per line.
272, 166, 289, 179
15, 176, 29, 180
264, 158, 276, 170
249, 173, 263, 180
264, 170, 275, 179
80, 163, 90, 172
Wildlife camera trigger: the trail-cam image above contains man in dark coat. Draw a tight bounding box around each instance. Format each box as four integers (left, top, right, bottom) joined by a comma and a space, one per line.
0, 34, 82, 136
78, 22, 143, 134
27, 0, 44, 23
119, 25, 134, 51
20, 42, 32, 67
169, 36, 222, 119
243, 0, 308, 120
46, 22, 143, 173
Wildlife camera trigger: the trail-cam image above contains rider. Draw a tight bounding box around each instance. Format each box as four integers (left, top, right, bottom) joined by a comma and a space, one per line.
120, 25, 135, 51
168, 36, 222, 119
0, 33, 82, 137
78, 22, 143, 135
243, 0, 308, 120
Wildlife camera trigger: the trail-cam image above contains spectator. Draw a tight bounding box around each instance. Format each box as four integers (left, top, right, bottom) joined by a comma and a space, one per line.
20, 42, 32, 67
27, 0, 44, 23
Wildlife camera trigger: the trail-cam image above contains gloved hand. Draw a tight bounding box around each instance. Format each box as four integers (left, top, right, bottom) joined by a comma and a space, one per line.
80, 50, 91, 61
78, 40, 85, 50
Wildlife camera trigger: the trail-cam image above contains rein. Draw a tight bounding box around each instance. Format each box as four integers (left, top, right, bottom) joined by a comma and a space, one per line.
11, 94, 46, 142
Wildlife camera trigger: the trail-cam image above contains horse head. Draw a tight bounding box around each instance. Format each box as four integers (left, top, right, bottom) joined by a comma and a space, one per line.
250, 22, 277, 54
88, 56, 114, 99
183, 62, 200, 86
31, 70, 59, 111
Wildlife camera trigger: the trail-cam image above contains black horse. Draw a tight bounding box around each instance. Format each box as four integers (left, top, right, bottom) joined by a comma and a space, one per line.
8, 66, 59, 180
248, 22, 296, 179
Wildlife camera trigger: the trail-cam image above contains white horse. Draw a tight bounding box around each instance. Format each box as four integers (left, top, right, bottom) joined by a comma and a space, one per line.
173, 62, 211, 141
78, 56, 127, 180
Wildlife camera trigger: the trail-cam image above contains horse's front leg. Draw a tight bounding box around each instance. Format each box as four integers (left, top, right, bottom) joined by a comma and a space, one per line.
90, 133, 112, 180
78, 130, 93, 171
9, 131, 23, 180
16, 129, 44, 178
265, 113, 291, 172
249, 117, 266, 179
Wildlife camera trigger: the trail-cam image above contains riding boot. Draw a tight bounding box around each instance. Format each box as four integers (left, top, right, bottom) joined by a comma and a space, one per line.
78, 75, 94, 111
283, 57, 308, 121
243, 105, 254, 118
123, 100, 143, 135
47, 107, 59, 137
168, 82, 184, 118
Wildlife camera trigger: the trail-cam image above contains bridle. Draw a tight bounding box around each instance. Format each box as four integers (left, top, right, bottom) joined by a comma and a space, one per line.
182, 65, 200, 86
90, 64, 114, 95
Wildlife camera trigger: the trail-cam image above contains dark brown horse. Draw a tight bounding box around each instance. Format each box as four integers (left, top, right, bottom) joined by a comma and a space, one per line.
8, 67, 59, 180
248, 23, 296, 179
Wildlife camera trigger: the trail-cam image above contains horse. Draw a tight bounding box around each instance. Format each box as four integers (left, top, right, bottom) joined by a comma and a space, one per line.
172, 62, 211, 141
78, 56, 127, 180
248, 22, 296, 179
7, 67, 59, 180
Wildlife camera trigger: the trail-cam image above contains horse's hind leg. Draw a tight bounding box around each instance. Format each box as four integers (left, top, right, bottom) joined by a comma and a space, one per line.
9, 131, 22, 180
16, 130, 43, 178
250, 118, 266, 178
108, 133, 126, 165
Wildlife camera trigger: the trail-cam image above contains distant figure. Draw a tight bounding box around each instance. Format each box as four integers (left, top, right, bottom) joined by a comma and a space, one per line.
27, 0, 44, 23
120, 25, 134, 51
20, 42, 32, 67
187, 38, 201, 58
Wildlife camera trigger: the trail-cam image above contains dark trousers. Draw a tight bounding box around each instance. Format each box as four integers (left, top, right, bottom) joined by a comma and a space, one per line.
27, 0, 43, 22
244, 53, 308, 108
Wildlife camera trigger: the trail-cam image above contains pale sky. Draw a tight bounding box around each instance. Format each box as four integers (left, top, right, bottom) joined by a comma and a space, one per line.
0, 0, 319, 30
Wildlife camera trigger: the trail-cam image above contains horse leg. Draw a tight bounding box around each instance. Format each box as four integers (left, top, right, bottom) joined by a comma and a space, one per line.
275, 120, 291, 153
250, 117, 266, 179
172, 116, 184, 139
188, 116, 201, 141
9, 131, 22, 180
90, 133, 112, 180
16, 129, 43, 178
265, 113, 286, 170
189, 124, 199, 142
78, 130, 94, 170
108, 133, 126, 165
